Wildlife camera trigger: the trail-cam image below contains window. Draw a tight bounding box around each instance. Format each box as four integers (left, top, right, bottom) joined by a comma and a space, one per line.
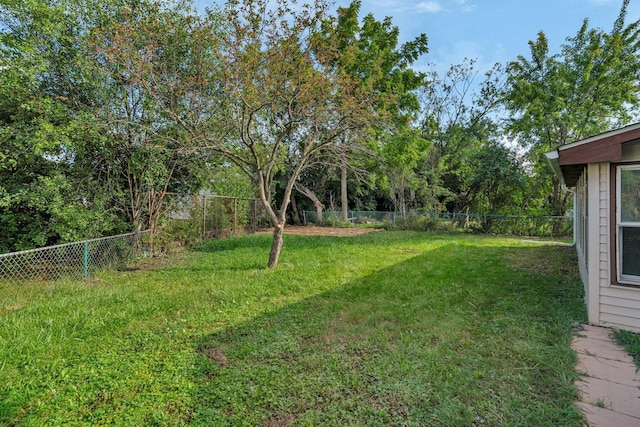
617, 166, 640, 284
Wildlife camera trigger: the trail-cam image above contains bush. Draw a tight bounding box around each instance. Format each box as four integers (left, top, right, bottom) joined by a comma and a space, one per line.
381, 214, 442, 232
323, 214, 353, 228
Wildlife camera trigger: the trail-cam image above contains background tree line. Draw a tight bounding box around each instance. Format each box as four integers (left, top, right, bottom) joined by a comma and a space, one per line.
1, 0, 639, 266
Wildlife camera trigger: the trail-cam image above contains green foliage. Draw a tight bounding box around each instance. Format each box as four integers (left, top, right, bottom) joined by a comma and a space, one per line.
297, 1, 430, 215
336, 211, 570, 238
506, 2, 640, 150
419, 59, 517, 217
0, 0, 132, 251
324, 216, 354, 228
613, 330, 640, 368
0, 0, 214, 252
3, 0, 639, 258
0, 233, 586, 425
384, 214, 442, 231
158, 196, 205, 244
207, 165, 255, 199
465, 140, 527, 216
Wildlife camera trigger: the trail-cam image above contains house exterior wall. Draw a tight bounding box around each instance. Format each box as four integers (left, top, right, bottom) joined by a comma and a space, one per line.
550, 130, 640, 333
599, 142, 640, 333
586, 163, 602, 325
575, 142, 640, 333
600, 286, 640, 333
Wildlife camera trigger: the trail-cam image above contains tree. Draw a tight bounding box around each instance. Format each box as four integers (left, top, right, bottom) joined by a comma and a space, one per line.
0, 0, 211, 253
87, 0, 212, 249
419, 59, 508, 218
504, 0, 640, 218
107, 0, 380, 267
379, 128, 429, 213
312, 0, 430, 216
0, 0, 127, 251
464, 140, 526, 230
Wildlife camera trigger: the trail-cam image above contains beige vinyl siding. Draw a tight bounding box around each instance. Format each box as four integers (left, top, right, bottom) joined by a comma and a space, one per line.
599, 149, 640, 332
600, 286, 640, 332
598, 163, 610, 289
555, 139, 640, 333
585, 161, 640, 332
587, 163, 601, 325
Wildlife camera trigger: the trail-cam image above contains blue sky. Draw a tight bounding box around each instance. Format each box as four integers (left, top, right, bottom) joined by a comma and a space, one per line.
199, 0, 639, 76
340, 0, 640, 74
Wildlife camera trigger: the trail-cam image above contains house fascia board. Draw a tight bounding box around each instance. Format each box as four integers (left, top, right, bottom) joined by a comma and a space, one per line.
559, 122, 640, 152
546, 123, 640, 186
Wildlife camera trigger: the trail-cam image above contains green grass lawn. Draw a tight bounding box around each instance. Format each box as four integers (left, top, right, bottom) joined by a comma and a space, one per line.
0, 232, 587, 426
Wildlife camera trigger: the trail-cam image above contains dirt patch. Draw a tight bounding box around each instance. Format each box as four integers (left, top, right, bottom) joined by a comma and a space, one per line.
124, 252, 191, 272
262, 414, 296, 427
3, 301, 25, 312
257, 225, 383, 237
201, 347, 229, 367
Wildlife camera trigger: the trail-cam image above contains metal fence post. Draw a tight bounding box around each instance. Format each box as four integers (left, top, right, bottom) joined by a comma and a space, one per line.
83, 242, 89, 278
234, 197, 238, 235
202, 195, 207, 241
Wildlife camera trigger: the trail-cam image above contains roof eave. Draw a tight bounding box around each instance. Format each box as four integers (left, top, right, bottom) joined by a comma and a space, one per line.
545, 150, 566, 186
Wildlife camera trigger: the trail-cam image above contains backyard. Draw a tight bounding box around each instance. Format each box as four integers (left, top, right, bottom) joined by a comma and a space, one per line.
0, 231, 587, 426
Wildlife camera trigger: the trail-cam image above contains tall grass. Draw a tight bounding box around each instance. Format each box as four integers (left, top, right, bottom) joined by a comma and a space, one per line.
613, 330, 640, 368
0, 232, 586, 425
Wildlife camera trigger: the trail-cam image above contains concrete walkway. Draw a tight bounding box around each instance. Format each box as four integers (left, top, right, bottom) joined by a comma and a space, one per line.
572, 325, 640, 426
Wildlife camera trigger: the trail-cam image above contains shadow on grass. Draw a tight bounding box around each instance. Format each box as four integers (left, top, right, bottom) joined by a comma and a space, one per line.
189, 243, 586, 426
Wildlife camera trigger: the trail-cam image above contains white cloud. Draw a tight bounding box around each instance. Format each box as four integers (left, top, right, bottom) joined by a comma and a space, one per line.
415, 1, 443, 13
453, 0, 476, 12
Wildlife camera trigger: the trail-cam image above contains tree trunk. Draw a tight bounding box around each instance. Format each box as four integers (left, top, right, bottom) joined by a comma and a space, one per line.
295, 184, 324, 224
397, 184, 406, 214
268, 221, 285, 268
341, 166, 348, 222
290, 194, 300, 225
464, 206, 470, 228
550, 176, 570, 236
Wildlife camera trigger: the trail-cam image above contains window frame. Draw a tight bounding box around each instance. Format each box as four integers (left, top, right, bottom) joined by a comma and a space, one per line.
616, 164, 640, 286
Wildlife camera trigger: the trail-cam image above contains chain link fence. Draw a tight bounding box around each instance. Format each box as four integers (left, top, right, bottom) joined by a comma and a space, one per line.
0, 231, 150, 285
161, 194, 270, 245
0, 195, 271, 284
303, 210, 573, 239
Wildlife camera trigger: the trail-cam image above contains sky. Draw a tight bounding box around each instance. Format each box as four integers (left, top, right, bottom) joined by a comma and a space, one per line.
334, 0, 640, 73
197, 0, 640, 77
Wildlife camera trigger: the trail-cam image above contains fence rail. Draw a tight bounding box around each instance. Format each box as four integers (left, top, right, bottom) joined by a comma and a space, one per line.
304, 210, 573, 238
0, 231, 150, 285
